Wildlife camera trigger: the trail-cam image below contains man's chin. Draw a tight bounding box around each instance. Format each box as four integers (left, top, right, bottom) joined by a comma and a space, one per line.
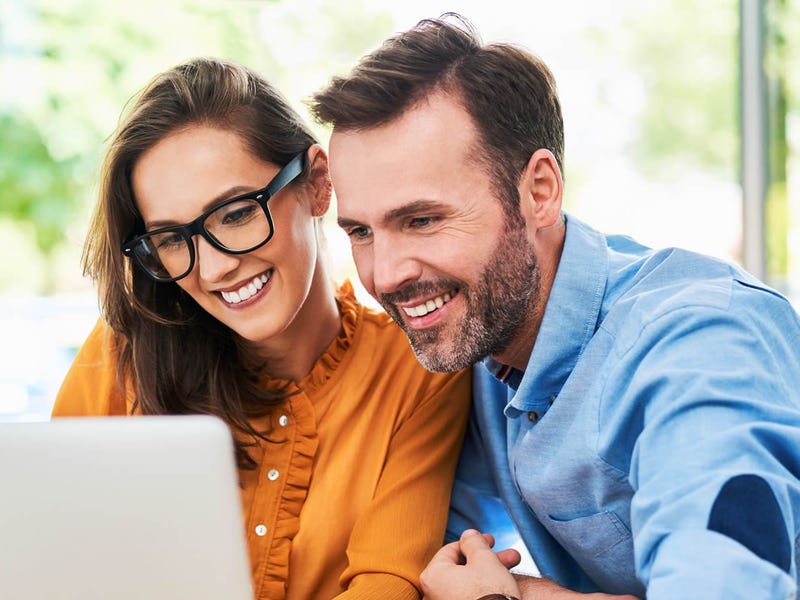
389, 305, 479, 371
407, 339, 473, 373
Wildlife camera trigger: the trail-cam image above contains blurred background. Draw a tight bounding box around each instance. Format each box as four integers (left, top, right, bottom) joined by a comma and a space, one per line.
1, 0, 798, 422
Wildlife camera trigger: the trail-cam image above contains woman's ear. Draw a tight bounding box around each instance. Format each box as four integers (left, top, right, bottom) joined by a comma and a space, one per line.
304, 144, 332, 217
517, 148, 563, 232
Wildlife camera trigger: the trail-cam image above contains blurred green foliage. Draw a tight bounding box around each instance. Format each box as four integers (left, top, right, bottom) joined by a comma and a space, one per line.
618, 0, 740, 178
0, 0, 392, 294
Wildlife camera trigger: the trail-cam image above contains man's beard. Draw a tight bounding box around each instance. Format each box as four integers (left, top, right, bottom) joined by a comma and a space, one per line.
379, 218, 540, 372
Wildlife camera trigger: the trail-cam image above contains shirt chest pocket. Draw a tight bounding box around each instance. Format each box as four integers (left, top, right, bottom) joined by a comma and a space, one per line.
543, 509, 643, 597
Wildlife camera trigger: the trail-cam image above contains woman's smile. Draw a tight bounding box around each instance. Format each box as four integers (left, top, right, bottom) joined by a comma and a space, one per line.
218, 270, 273, 306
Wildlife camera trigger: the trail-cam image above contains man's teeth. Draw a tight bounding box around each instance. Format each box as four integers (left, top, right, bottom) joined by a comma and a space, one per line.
221, 273, 269, 304
402, 292, 453, 317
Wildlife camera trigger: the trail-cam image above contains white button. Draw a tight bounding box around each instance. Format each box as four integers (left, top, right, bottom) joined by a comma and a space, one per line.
255, 524, 267, 536
268, 469, 280, 481
278, 415, 288, 427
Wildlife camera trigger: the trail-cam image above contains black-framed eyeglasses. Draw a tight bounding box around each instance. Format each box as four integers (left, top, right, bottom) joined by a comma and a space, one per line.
121, 151, 306, 283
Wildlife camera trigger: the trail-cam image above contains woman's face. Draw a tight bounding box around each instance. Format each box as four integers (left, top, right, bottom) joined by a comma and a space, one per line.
131, 125, 329, 350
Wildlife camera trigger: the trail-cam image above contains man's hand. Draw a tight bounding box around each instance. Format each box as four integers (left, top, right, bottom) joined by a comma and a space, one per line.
420, 529, 522, 600
513, 574, 640, 600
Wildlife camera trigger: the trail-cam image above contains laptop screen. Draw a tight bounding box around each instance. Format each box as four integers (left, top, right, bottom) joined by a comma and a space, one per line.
0, 415, 254, 600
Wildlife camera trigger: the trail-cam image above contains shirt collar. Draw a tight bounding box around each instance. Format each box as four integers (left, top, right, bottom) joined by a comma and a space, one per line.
484, 214, 609, 414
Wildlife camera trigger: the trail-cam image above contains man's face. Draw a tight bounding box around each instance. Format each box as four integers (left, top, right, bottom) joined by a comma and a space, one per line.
329, 92, 540, 372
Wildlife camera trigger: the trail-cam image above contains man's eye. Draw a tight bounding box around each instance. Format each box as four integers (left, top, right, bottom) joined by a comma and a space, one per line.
346, 226, 372, 243
408, 216, 438, 228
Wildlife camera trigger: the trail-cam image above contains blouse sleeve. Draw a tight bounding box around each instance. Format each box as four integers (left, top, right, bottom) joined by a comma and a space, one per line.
52, 318, 128, 417
335, 368, 472, 599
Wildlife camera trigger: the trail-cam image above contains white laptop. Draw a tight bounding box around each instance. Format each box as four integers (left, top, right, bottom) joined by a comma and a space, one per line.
0, 415, 254, 600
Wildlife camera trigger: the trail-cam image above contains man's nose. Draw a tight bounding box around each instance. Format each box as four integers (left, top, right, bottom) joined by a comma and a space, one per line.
195, 236, 240, 283
370, 234, 423, 296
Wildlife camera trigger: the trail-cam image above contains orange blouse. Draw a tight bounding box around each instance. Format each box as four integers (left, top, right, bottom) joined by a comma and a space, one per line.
52, 282, 471, 599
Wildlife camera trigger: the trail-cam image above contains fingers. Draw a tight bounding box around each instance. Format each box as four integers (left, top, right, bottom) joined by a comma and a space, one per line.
426, 539, 466, 568
460, 529, 493, 549
459, 529, 522, 569
495, 548, 522, 569
459, 529, 505, 566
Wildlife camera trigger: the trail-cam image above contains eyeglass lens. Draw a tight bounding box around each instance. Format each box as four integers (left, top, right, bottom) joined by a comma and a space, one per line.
134, 197, 272, 280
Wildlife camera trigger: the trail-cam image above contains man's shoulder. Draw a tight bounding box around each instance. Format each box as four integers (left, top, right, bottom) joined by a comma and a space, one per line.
607, 247, 767, 323
599, 246, 798, 355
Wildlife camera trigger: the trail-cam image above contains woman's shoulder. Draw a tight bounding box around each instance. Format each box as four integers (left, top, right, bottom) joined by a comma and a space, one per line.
66, 317, 123, 363
338, 284, 413, 353
52, 317, 128, 417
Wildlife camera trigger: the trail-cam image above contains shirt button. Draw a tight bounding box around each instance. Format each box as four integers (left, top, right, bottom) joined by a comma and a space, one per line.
268, 469, 280, 481
255, 524, 267, 536
278, 414, 289, 427
527, 411, 539, 423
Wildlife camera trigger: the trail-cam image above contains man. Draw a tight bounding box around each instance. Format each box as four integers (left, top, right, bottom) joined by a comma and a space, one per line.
310, 14, 800, 600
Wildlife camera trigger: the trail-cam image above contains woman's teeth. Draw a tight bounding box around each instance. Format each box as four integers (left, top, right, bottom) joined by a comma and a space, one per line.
221, 273, 270, 304
402, 291, 453, 318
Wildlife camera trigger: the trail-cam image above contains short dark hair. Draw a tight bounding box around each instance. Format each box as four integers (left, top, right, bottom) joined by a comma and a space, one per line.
309, 13, 564, 213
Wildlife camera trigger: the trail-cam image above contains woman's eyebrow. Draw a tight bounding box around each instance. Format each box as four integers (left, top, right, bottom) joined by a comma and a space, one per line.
143, 184, 259, 229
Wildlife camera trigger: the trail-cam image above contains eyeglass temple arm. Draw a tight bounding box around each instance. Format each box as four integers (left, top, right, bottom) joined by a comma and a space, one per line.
265, 152, 306, 197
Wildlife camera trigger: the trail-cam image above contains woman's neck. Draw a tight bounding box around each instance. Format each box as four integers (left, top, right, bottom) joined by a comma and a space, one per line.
252, 259, 342, 383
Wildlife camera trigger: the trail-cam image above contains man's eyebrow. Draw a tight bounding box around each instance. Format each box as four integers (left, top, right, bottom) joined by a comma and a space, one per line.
383, 200, 443, 224
337, 216, 364, 229
336, 200, 442, 229
338, 200, 445, 230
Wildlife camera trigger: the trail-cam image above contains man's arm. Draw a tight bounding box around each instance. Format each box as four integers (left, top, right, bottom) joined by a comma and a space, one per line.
420, 531, 638, 600
513, 574, 638, 600
616, 293, 800, 598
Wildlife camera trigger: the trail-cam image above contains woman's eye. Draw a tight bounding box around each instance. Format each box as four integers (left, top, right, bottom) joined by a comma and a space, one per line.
155, 232, 185, 250
221, 203, 259, 226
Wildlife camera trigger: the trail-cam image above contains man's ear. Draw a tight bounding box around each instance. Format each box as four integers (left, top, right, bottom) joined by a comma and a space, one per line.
517, 148, 563, 231
304, 144, 332, 217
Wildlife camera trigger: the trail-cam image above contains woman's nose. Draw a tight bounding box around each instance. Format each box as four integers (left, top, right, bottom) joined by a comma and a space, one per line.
195, 236, 241, 283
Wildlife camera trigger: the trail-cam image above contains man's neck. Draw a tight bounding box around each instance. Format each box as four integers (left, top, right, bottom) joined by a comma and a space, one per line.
491, 216, 567, 371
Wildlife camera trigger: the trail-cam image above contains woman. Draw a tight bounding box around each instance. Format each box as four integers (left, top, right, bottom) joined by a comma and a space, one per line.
53, 57, 470, 600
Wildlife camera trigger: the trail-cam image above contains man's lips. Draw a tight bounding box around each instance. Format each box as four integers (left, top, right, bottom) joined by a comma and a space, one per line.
399, 290, 456, 318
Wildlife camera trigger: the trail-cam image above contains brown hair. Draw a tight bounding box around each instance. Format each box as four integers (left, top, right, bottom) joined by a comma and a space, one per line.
84, 57, 317, 467
309, 13, 564, 213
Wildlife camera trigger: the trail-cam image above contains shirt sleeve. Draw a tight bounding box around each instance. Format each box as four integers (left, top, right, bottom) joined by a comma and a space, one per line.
52, 318, 128, 417
335, 368, 472, 599
618, 288, 800, 599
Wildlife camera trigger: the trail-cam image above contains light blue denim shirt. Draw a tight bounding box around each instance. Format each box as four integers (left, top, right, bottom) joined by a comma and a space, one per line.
448, 214, 800, 599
